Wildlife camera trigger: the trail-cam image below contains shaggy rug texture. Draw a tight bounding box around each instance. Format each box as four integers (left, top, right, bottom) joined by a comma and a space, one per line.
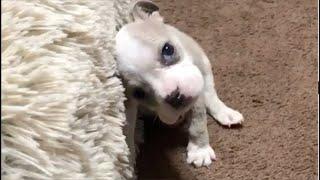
1, 0, 134, 179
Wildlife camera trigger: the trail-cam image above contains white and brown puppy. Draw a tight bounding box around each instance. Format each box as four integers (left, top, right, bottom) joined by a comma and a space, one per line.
116, 1, 244, 168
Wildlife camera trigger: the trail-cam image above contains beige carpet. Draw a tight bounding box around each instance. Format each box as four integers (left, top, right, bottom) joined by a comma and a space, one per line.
138, 0, 318, 179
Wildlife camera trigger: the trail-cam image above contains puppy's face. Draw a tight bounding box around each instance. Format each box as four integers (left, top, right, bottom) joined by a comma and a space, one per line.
116, 1, 204, 125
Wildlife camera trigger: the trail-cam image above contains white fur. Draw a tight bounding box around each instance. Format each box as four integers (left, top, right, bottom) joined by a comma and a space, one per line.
116, 29, 159, 73
116, 0, 244, 170
187, 142, 216, 167
1, 0, 134, 179
116, 28, 204, 100
212, 106, 244, 127
203, 68, 244, 127
151, 62, 204, 98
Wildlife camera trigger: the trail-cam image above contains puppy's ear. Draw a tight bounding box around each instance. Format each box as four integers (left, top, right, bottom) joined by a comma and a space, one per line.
131, 0, 163, 22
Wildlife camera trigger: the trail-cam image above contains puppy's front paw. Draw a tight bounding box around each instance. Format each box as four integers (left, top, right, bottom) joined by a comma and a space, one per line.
187, 142, 216, 167
214, 107, 244, 127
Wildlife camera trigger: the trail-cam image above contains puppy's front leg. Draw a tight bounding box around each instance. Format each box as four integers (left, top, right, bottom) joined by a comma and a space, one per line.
123, 98, 138, 168
186, 97, 216, 167
203, 64, 244, 126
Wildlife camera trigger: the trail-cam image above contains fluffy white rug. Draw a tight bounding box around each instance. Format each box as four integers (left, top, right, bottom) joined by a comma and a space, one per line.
1, 0, 134, 179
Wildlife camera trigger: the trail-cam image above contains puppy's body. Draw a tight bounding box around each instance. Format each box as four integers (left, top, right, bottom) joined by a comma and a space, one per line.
116, 1, 244, 171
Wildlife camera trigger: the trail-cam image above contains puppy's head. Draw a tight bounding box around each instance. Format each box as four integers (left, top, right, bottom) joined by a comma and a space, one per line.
116, 0, 204, 125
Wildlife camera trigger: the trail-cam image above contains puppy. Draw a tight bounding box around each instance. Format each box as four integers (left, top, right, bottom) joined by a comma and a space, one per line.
115, 0, 244, 169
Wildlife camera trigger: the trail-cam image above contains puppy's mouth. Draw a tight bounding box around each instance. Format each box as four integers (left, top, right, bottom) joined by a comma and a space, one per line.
177, 115, 186, 124
132, 87, 147, 99
158, 112, 186, 125
131, 86, 158, 107
158, 114, 178, 125
130, 86, 189, 125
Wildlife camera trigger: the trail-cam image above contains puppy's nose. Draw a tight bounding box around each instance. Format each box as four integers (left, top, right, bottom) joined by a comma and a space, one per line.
165, 89, 192, 109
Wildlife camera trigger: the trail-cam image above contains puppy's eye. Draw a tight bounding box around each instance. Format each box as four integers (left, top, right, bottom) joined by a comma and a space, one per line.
161, 42, 177, 66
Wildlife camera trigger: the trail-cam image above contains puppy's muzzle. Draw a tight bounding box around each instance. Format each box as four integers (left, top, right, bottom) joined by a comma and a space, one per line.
165, 88, 192, 109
